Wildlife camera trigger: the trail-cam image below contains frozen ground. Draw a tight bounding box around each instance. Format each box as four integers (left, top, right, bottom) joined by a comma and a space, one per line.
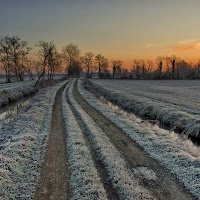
89, 79, 200, 138
0, 81, 67, 199
0, 82, 37, 109
1, 78, 199, 199
0, 74, 66, 109
0, 74, 65, 84
80, 78, 200, 199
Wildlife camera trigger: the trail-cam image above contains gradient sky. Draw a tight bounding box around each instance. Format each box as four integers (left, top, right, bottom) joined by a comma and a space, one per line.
1, 0, 200, 67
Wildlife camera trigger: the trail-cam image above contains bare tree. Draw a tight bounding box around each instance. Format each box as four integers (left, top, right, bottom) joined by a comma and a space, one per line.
176, 59, 188, 79
25, 58, 34, 80
141, 60, 147, 79
133, 60, 142, 79
0, 36, 12, 82
67, 61, 82, 76
35, 41, 56, 86
122, 68, 129, 79
95, 54, 103, 78
170, 55, 177, 79
197, 60, 200, 78
111, 60, 122, 78
101, 57, 109, 77
156, 56, 164, 79
9, 36, 31, 81
0, 35, 31, 82
62, 43, 80, 72
165, 56, 171, 79
33, 60, 42, 78
81, 52, 94, 77
95, 54, 109, 78
198, 60, 200, 73
48, 50, 62, 79
147, 59, 153, 79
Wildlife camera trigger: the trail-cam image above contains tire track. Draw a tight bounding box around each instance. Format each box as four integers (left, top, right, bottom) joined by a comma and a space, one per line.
35, 82, 71, 200
73, 80, 194, 200
65, 81, 119, 200
68, 80, 155, 199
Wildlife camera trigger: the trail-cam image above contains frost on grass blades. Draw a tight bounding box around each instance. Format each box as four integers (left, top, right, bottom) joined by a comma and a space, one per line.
88, 79, 200, 138
0, 81, 68, 199
79, 78, 200, 199
62, 82, 107, 200
69, 80, 155, 199
0, 80, 37, 109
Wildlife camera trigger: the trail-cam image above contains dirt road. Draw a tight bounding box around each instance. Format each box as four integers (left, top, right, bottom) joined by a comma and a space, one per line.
72, 80, 194, 200
35, 83, 71, 200
34, 80, 195, 199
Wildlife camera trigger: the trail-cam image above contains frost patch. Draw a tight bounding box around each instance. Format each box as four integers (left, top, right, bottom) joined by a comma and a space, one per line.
79, 78, 200, 199
0, 80, 68, 199
133, 167, 157, 181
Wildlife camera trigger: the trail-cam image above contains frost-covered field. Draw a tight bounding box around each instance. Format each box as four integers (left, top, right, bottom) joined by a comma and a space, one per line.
62, 80, 155, 199
89, 79, 200, 138
0, 80, 35, 91
0, 74, 65, 84
79, 79, 200, 199
0, 81, 37, 109
0, 74, 66, 109
0, 81, 67, 199
2, 77, 199, 199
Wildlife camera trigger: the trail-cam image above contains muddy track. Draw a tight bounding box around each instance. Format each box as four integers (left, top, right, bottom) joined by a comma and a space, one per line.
35, 83, 71, 200
73, 80, 194, 200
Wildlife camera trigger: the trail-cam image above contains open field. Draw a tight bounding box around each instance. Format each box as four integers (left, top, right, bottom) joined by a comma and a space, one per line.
88, 79, 200, 138
1, 78, 200, 199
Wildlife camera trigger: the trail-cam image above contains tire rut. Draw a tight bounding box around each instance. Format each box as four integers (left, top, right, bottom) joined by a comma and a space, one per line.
35, 83, 71, 200
66, 82, 119, 200
73, 80, 195, 200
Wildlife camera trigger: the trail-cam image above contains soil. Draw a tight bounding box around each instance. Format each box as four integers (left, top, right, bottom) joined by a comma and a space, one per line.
34, 79, 196, 200
35, 83, 71, 200
67, 91, 119, 200
73, 80, 195, 200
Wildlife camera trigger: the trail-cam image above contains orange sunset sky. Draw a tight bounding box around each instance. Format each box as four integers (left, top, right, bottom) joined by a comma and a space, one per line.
1, 0, 200, 69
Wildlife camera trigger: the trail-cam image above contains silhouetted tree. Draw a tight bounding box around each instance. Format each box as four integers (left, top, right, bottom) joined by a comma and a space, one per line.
133, 60, 141, 79
25, 58, 34, 80
170, 55, 177, 79
0, 35, 12, 82
62, 43, 80, 72
68, 61, 82, 76
95, 54, 103, 78
35, 41, 56, 86
95, 54, 108, 78
165, 56, 171, 79
0, 35, 31, 82
81, 52, 94, 77
156, 56, 164, 79
9, 35, 31, 81
122, 68, 129, 79
147, 60, 153, 79
48, 48, 62, 79
101, 57, 109, 77
111, 60, 122, 78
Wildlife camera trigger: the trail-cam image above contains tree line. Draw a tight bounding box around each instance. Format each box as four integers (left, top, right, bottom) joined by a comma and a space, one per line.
0, 35, 200, 83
